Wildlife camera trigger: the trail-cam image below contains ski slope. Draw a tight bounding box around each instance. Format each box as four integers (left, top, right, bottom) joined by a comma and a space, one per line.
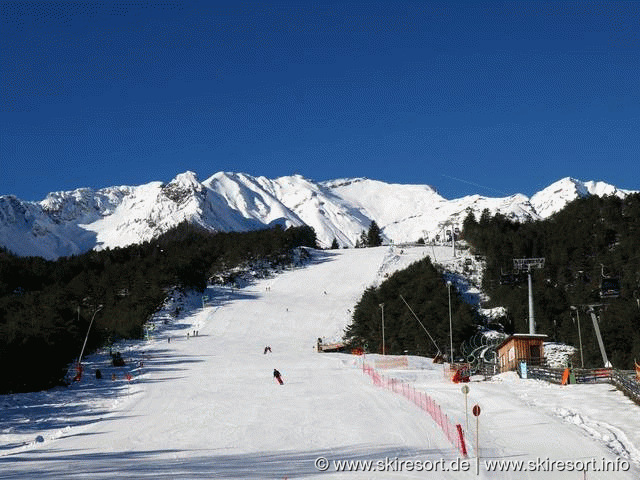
1, 246, 639, 479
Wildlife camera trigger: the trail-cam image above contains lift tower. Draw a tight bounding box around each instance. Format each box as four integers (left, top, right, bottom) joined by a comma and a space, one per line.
513, 258, 545, 334
587, 304, 612, 368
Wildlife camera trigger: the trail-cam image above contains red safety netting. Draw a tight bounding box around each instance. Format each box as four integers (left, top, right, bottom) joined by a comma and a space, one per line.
363, 362, 467, 457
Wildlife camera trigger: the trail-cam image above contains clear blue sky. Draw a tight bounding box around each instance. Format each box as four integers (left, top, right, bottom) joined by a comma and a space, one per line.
1, 1, 639, 201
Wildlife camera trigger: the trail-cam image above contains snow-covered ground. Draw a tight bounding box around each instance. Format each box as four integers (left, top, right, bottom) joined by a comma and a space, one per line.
1, 246, 639, 479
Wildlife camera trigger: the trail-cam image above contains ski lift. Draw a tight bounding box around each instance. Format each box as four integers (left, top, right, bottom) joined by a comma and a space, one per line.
600, 277, 620, 299
444, 228, 452, 242
599, 265, 620, 299
499, 268, 526, 286
500, 270, 515, 285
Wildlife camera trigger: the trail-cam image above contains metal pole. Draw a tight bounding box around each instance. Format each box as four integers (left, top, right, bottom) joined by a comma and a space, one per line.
382, 304, 385, 356
447, 281, 453, 363
588, 307, 610, 368
452, 229, 455, 258
465, 394, 469, 432
572, 307, 584, 368
379, 303, 385, 355
461, 385, 470, 433
78, 305, 103, 366
515, 259, 544, 335
476, 415, 480, 464
528, 267, 535, 334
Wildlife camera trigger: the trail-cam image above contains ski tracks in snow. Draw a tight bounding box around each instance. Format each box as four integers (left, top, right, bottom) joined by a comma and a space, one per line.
554, 407, 640, 468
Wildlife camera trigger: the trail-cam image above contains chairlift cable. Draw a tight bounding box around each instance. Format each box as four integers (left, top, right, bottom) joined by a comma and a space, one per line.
399, 294, 441, 356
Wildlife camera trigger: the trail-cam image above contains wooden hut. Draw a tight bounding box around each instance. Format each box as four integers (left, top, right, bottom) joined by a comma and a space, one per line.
496, 334, 547, 373
316, 338, 347, 353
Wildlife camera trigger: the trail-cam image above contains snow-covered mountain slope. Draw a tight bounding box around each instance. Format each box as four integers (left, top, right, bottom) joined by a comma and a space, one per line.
324, 178, 540, 244
530, 177, 635, 218
87, 172, 272, 251
0, 173, 636, 259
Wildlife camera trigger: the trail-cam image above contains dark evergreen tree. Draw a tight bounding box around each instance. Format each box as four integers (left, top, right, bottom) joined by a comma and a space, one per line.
344, 257, 476, 357
366, 221, 383, 247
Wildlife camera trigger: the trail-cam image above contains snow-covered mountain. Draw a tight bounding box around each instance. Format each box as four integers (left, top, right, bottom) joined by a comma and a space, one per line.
529, 177, 635, 218
0, 173, 636, 259
324, 178, 539, 245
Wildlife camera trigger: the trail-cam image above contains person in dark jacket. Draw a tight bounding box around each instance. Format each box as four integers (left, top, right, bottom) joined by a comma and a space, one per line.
273, 368, 283, 385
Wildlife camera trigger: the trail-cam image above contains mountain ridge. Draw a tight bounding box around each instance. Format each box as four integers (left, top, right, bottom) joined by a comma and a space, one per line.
0, 173, 636, 259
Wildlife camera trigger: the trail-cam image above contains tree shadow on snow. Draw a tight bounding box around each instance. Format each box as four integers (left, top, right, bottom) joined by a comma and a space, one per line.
0, 444, 458, 479
0, 349, 205, 452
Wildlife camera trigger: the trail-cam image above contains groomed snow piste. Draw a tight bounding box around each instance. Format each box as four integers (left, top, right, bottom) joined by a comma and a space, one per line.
1, 246, 639, 479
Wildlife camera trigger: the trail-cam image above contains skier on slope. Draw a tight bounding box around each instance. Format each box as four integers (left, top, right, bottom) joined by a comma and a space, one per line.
273, 368, 283, 385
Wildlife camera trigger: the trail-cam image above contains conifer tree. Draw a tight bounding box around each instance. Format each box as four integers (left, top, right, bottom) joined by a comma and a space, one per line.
366, 221, 382, 247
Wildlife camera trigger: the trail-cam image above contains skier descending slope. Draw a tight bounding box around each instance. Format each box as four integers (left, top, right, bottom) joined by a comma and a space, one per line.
273, 368, 283, 385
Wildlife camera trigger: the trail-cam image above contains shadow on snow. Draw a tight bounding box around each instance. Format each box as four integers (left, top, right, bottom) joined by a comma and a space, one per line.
0, 444, 456, 479
0, 349, 204, 451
